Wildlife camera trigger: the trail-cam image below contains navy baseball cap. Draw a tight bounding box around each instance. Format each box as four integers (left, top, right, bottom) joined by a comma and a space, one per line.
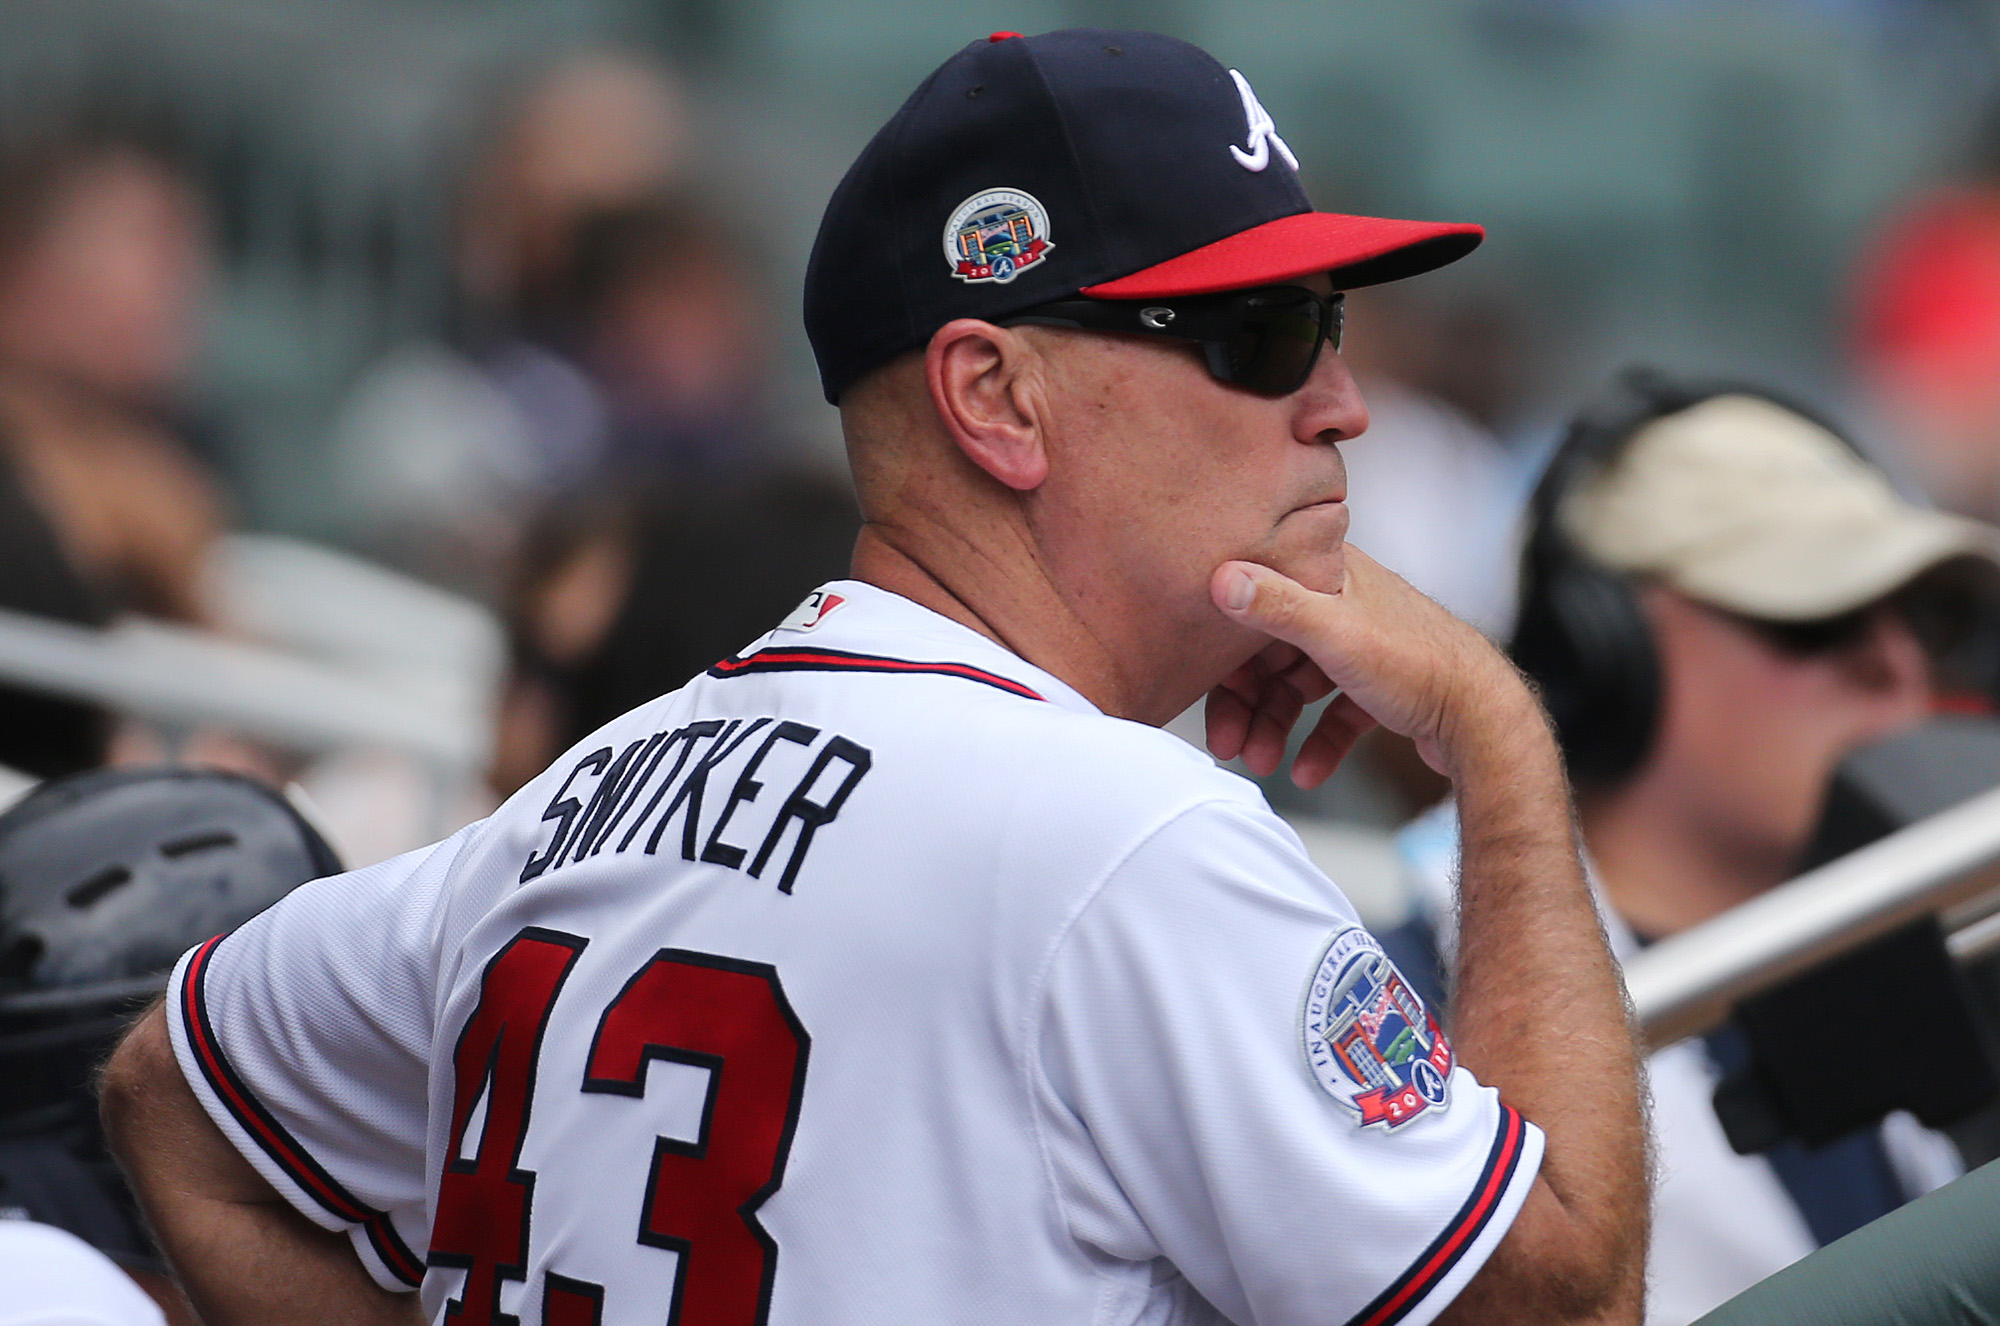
804, 28, 1483, 404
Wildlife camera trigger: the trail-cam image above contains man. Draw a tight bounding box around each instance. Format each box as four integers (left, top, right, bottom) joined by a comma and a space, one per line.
100, 31, 1645, 1326
1389, 373, 1996, 1324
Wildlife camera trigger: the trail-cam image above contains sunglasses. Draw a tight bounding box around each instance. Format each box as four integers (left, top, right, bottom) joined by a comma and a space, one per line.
999, 284, 1343, 397
1743, 609, 1879, 657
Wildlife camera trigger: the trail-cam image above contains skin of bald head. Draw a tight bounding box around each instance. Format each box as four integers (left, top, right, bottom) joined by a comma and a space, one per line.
841, 280, 1369, 726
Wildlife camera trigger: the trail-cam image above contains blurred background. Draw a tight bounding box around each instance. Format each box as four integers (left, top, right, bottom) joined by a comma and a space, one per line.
12, 3, 2000, 1320
3, 0, 1997, 864
6, 0, 1995, 528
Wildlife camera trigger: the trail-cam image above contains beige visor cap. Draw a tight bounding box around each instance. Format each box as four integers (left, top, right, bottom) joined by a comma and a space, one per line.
1559, 394, 2000, 621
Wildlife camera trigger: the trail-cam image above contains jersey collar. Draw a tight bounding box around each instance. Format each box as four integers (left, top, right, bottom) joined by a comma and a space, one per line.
737, 580, 1102, 716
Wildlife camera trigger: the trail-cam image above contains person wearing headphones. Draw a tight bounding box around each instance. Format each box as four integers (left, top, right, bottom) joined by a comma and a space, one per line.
1382, 370, 2000, 1325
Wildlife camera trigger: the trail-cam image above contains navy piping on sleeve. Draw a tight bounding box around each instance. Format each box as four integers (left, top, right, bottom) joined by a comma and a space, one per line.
179, 934, 427, 1288
1342, 1104, 1532, 1326
708, 646, 1046, 701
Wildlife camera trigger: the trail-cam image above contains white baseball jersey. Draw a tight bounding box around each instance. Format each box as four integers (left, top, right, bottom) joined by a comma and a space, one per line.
166, 579, 1542, 1326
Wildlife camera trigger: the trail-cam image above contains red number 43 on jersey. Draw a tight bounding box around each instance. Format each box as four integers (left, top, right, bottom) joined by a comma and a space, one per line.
428, 928, 810, 1325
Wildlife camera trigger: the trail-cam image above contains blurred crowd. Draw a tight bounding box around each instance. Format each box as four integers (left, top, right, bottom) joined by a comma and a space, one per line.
9, 29, 2000, 1326
0, 50, 861, 833
334, 52, 792, 598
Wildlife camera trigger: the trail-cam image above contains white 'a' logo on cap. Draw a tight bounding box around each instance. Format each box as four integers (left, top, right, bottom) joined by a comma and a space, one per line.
1228, 70, 1299, 174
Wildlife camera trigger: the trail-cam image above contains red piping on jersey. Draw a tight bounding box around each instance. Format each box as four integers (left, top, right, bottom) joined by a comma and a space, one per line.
179, 935, 427, 1288
1343, 1104, 1531, 1326
708, 646, 1047, 701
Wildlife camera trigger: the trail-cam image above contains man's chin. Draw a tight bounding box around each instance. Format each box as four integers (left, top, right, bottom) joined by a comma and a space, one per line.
1260, 540, 1348, 596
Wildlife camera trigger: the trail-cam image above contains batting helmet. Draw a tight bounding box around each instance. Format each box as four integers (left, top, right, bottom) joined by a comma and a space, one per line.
0, 766, 341, 1132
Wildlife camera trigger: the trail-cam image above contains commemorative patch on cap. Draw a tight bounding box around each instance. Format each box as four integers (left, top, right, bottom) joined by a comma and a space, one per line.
942, 188, 1053, 284
1303, 924, 1453, 1129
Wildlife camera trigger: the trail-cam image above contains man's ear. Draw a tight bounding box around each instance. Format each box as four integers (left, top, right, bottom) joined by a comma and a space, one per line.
924, 319, 1049, 491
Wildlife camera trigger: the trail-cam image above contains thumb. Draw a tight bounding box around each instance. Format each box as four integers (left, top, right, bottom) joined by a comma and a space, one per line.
1210, 561, 1335, 646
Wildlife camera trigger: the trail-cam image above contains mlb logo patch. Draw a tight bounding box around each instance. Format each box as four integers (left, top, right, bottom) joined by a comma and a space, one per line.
943, 188, 1053, 284
1303, 925, 1453, 1130
779, 590, 847, 632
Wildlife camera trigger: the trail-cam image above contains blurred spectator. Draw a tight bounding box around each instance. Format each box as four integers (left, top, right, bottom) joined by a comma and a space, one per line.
0, 141, 225, 626
1384, 378, 1992, 1325
491, 475, 859, 795
335, 50, 692, 597
0, 136, 505, 824
455, 49, 690, 331
1855, 190, 2000, 519
1850, 102, 2000, 524
564, 196, 774, 481
0, 451, 109, 780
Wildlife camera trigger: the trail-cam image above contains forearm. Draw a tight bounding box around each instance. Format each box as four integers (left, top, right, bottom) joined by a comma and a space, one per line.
1207, 555, 1648, 1319
1445, 693, 1648, 1315
142, 1182, 420, 1326
100, 1004, 422, 1326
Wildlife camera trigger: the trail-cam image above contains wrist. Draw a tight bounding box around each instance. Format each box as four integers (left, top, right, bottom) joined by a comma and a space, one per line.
1435, 671, 1561, 788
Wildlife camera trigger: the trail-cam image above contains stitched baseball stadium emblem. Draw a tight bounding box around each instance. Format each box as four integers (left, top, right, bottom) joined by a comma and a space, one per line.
1303, 925, 1453, 1129
942, 188, 1053, 284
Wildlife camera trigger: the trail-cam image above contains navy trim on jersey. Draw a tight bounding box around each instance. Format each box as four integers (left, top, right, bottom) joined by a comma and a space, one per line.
709, 646, 1047, 701
178, 935, 427, 1288
1343, 1104, 1532, 1326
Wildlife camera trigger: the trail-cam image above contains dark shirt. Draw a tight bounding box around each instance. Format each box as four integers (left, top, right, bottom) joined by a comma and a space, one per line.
0, 1133, 158, 1271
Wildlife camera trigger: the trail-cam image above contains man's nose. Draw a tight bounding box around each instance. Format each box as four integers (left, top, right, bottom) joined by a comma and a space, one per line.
1295, 345, 1368, 446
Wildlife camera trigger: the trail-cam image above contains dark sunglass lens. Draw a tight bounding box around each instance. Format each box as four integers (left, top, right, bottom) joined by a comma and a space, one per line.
1226, 291, 1325, 394
1751, 609, 1875, 655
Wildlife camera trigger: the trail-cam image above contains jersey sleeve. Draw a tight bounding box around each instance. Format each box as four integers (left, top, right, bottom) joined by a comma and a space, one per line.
164, 824, 478, 1292
1032, 798, 1543, 1326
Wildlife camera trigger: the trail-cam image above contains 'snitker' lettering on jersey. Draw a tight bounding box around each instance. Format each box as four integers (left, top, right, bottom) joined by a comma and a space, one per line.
520, 717, 872, 894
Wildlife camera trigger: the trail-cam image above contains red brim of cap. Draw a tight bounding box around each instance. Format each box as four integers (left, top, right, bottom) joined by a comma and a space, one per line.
1079, 211, 1484, 300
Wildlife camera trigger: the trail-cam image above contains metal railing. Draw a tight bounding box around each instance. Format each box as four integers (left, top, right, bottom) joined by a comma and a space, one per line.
0, 604, 492, 843
1627, 784, 2000, 1048
0, 605, 487, 769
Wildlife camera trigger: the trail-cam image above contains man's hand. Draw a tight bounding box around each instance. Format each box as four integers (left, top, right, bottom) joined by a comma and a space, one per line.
1206, 549, 1540, 785
1208, 549, 1649, 1326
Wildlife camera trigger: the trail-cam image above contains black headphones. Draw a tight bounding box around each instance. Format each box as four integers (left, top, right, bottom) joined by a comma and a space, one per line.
1511, 367, 1876, 788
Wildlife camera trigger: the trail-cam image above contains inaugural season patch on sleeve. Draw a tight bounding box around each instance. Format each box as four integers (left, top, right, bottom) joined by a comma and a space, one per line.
1303, 924, 1453, 1130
